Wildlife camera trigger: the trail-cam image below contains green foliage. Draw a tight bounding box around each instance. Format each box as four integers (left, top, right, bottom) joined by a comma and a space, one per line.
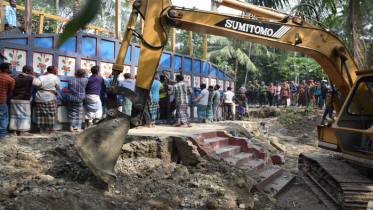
276, 106, 315, 125
58, 0, 101, 46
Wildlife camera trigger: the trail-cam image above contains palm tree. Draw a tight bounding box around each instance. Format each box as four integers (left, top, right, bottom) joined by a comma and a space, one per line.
208, 36, 273, 80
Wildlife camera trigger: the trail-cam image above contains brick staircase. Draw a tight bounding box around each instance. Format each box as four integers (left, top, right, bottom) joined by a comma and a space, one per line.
188, 131, 295, 198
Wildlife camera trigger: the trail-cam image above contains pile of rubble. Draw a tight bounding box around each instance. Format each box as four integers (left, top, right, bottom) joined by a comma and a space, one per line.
0, 134, 276, 209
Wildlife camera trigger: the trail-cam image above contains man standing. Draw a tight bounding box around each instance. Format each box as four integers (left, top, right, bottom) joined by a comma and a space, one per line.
315, 81, 321, 108
297, 80, 307, 107
307, 80, 316, 106
102, 74, 119, 118
245, 81, 253, 105
67, 69, 88, 132
259, 81, 268, 107
268, 82, 276, 106
85, 66, 104, 128
9, 65, 40, 136
207, 85, 214, 123
275, 82, 281, 106
148, 76, 160, 127
238, 84, 246, 94
0, 62, 15, 139
158, 75, 168, 120
290, 81, 298, 106
221, 87, 235, 121
169, 75, 193, 127
212, 85, 221, 122
320, 80, 328, 108
4, 0, 17, 30
35, 66, 61, 134
194, 84, 209, 123
322, 90, 333, 123
120, 73, 136, 116
253, 80, 259, 105
277, 81, 290, 108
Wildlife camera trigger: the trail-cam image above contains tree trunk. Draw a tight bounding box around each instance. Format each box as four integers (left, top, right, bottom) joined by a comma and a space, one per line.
244, 42, 252, 86
234, 57, 238, 80
55, 0, 59, 14
73, 0, 82, 17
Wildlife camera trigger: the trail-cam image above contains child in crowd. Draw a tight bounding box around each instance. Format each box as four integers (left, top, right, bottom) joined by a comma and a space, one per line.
235, 101, 245, 120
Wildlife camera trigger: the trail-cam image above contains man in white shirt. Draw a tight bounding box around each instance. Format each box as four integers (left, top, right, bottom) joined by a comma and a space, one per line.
194, 84, 209, 123
220, 87, 235, 121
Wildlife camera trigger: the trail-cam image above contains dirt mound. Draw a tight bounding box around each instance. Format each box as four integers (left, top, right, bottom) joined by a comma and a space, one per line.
0, 134, 258, 210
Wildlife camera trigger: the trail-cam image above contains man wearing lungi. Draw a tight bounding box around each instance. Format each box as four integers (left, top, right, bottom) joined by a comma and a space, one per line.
194, 84, 209, 123
9, 65, 41, 136
147, 76, 160, 127
120, 73, 135, 116
206, 85, 214, 123
169, 75, 193, 127
34, 66, 61, 134
84, 66, 104, 129
0, 62, 15, 139
212, 85, 221, 122
67, 69, 88, 132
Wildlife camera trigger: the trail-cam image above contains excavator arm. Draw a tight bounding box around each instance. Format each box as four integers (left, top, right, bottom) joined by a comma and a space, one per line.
75, 0, 360, 185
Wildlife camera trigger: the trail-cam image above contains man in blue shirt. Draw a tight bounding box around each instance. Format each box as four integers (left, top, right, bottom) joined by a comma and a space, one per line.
4, 0, 17, 30
147, 76, 160, 127
120, 73, 136, 116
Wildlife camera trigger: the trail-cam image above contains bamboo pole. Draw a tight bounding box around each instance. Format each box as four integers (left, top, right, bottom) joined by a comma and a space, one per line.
38, 14, 44, 34
25, 0, 32, 34
3, 2, 114, 34
0, 0, 4, 32
170, 28, 175, 52
189, 31, 193, 56
115, 0, 121, 39
203, 34, 207, 60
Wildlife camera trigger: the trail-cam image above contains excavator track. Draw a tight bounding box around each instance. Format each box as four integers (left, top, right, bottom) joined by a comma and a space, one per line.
299, 153, 373, 209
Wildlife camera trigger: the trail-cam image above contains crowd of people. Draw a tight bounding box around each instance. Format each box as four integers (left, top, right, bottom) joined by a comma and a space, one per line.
0, 63, 242, 139
240, 79, 334, 108
0, 61, 339, 139
239, 79, 337, 122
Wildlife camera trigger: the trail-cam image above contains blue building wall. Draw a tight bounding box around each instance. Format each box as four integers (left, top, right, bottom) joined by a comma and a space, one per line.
0, 32, 235, 129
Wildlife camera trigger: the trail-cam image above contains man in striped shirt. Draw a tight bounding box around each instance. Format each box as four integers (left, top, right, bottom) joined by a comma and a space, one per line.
169, 75, 193, 127
4, 0, 17, 30
67, 69, 88, 132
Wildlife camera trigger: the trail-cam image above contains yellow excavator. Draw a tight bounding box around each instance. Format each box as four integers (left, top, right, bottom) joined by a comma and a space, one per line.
74, 0, 373, 208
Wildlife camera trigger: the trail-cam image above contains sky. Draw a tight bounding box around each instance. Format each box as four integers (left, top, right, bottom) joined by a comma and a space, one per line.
171, 0, 298, 14
171, 0, 242, 15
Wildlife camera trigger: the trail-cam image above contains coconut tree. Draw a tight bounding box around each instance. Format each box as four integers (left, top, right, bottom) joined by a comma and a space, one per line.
208, 36, 274, 80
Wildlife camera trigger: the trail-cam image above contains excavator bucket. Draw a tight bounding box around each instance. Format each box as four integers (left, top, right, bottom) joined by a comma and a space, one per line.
74, 117, 130, 185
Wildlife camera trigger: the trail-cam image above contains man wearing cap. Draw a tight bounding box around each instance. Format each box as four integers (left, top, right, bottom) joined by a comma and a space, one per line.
67, 69, 88, 132
34, 66, 61, 134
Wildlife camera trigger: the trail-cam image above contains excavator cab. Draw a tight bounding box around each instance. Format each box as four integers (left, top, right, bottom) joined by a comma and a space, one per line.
332, 71, 373, 163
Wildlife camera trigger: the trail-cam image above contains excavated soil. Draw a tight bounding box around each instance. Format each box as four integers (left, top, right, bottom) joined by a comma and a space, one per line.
0, 107, 335, 210
0, 134, 273, 210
